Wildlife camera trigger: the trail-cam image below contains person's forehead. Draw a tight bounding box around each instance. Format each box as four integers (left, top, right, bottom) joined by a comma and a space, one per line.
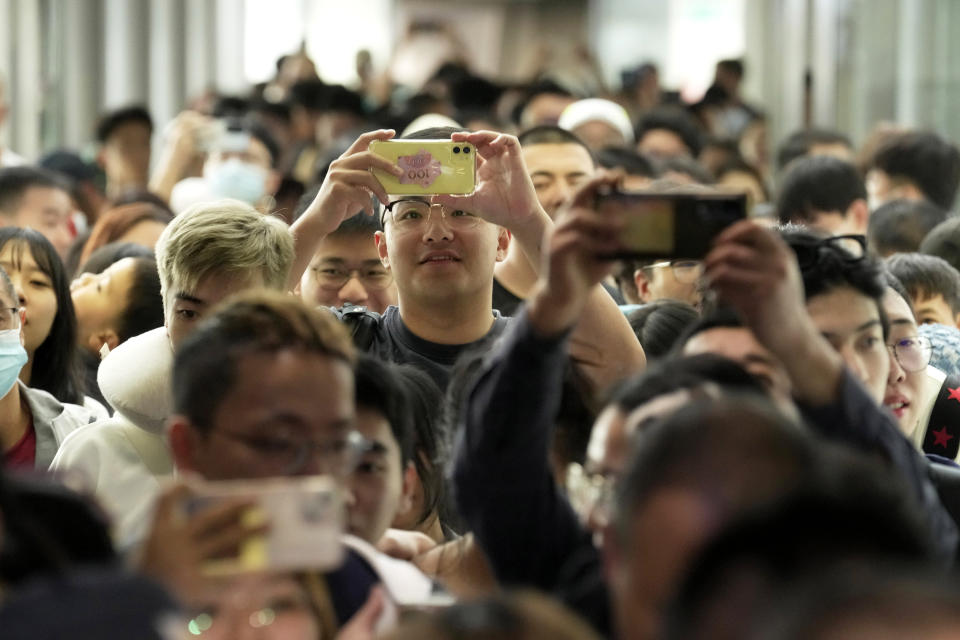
522, 143, 594, 176
685, 326, 768, 359
20, 185, 71, 210
806, 286, 881, 329
314, 232, 379, 263
354, 405, 399, 451
109, 120, 151, 141
882, 288, 915, 325
623, 389, 695, 435
217, 350, 354, 429
587, 407, 628, 464
180, 270, 266, 304
916, 292, 949, 308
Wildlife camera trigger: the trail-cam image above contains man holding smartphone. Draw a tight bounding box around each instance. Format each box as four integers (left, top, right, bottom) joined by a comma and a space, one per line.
289, 127, 645, 395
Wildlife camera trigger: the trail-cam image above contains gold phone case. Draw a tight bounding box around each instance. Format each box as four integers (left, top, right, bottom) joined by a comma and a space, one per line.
370, 139, 477, 196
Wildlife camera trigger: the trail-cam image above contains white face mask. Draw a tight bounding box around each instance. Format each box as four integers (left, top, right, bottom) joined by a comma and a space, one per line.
205, 158, 268, 204
0, 329, 27, 398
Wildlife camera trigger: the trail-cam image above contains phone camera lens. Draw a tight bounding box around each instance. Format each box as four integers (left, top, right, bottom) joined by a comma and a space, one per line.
463, 146, 471, 153
453, 146, 461, 154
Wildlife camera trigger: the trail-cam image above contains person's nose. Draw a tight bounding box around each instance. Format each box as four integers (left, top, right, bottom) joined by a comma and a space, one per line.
840, 344, 868, 383
542, 185, 568, 215
71, 272, 94, 292
337, 275, 369, 307
12, 277, 25, 307
887, 348, 906, 385
421, 207, 454, 243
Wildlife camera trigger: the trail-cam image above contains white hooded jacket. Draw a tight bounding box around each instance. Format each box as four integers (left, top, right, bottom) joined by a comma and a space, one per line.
50, 327, 174, 547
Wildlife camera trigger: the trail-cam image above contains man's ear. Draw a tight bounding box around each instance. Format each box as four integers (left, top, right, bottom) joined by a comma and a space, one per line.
954, 312, 960, 331
634, 268, 653, 304
168, 417, 203, 473
495, 228, 511, 262
375, 231, 390, 268
846, 198, 870, 235
87, 330, 120, 355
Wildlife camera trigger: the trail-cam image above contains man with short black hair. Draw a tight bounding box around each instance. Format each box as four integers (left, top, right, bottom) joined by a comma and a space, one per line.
635, 107, 703, 160
95, 105, 153, 199
886, 253, 960, 328
867, 131, 960, 211
0, 166, 74, 256
868, 199, 948, 256
920, 217, 960, 274
776, 155, 868, 236
776, 127, 854, 171
677, 308, 793, 410
296, 186, 397, 314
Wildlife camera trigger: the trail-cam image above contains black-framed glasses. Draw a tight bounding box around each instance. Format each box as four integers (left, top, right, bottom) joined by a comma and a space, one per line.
311, 265, 393, 291
789, 234, 867, 270
642, 260, 704, 284
888, 335, 932, 373
211, 429, 370, 476
381, 199, 482, 232
0, 307, 21, 331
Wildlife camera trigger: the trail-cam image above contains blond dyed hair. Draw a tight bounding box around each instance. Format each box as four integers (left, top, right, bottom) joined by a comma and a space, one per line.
155, 199, 294, 313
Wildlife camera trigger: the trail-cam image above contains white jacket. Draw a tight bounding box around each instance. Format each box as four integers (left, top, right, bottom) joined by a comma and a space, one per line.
50, 327, 174, 547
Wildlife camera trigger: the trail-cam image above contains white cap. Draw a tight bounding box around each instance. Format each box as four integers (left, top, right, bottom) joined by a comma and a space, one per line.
401, 113, 463, 138
558, 98, 635, 144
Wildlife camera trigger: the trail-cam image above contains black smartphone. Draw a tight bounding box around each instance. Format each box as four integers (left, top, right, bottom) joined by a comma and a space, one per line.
596, 191, 747, 260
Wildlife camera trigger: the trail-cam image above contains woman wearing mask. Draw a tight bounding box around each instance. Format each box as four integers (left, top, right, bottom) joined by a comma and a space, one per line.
0, 228, 103, 415
0, 265, 97, 469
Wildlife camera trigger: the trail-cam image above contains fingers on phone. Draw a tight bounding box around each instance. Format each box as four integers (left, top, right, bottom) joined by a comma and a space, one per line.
345, 129, 395, 155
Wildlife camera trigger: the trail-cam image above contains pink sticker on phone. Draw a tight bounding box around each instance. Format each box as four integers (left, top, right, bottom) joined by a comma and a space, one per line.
397, 149, 443, 188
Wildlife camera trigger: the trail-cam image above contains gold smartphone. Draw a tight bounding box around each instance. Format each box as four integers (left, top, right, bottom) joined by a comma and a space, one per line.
370, 139, 477, 196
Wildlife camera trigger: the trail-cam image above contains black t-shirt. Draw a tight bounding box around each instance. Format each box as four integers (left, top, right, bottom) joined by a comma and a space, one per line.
492, 279, 523, 317
492, 277, 626, 317
360, 306, 511, 391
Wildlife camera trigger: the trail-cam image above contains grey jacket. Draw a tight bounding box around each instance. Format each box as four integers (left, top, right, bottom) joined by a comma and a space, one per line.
21, 382, 98, 469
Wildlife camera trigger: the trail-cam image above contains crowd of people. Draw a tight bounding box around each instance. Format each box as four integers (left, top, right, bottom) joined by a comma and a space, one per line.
2, 33, 960, 639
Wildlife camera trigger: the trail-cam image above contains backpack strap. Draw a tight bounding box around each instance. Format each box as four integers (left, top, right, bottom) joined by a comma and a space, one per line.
922, 375, 960, 460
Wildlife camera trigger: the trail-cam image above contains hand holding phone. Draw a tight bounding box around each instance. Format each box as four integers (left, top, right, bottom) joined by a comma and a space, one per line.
370, 139, 477, 195
184, 476, 345, 576
595, 190, 747, 260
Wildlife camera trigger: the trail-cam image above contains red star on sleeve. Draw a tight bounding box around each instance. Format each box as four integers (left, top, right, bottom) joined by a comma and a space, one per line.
932, 427, 955, 449
947, 386, 960, 403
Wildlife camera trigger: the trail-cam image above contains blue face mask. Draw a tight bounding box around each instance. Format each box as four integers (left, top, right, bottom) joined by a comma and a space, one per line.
206, 158, 268, 204
0, 329, 27, 398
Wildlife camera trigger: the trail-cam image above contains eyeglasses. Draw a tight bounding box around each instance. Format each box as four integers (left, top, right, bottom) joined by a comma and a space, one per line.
211, 429, 370, 476
311, 265, 393, 291
888, 335, 932, 373
382, 199, 483, 233
790, 234, 867, 270
0, 307, 21, 331
642, 260, 703, 283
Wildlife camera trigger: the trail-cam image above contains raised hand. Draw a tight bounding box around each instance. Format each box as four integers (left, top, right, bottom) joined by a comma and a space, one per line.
435, 130, 547, 231
528, 171, 625, 336
299, 130, 404, 236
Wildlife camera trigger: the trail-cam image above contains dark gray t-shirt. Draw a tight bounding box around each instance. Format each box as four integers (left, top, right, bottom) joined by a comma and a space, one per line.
345, 305, 511, 391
